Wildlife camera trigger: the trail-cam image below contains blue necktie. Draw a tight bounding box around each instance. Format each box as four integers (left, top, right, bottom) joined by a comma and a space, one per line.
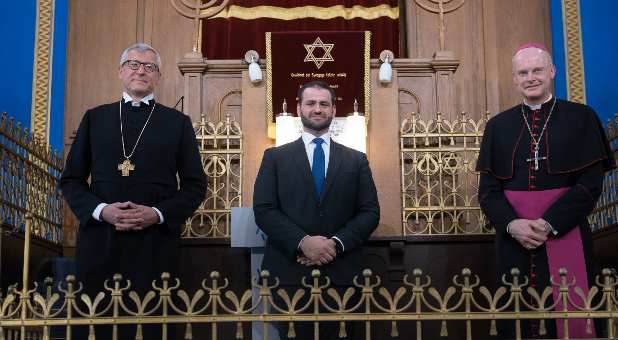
312, 138, 325, 199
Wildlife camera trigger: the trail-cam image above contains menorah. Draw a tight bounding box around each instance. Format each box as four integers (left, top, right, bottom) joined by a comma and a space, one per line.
170, 0, 230, 57
414, 0, 465, 52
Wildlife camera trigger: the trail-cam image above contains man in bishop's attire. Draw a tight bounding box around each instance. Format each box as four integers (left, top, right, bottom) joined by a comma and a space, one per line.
476, 43, 615, 339
61, 42, 206, 339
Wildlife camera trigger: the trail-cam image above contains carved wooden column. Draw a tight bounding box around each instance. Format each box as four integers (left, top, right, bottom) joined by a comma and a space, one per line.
177, 53, 207, 116
431, 52, 459, 118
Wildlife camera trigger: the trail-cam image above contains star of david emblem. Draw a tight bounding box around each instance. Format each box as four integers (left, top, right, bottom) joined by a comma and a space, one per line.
303, 37, 334, 69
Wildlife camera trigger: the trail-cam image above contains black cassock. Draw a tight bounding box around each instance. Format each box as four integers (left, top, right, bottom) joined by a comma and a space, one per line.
476, 98, 614, 338
61, 100, 206, 338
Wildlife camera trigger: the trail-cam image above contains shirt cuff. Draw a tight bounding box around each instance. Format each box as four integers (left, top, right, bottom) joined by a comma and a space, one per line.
506, 220, 514, 235
92, 203, 107, 221
542, 219, 558, 235
297, 235, 309, 250
331, 236, 345, 253
152, 207, 164, 224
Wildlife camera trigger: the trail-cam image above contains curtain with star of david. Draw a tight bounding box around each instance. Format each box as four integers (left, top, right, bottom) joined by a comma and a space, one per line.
201, 0, 400, 59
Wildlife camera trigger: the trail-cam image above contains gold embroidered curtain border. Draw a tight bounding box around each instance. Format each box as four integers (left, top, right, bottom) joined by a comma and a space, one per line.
206, 4, 399, 20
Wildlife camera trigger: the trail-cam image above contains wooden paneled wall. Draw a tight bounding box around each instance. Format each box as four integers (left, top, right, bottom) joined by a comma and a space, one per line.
403, 0, 551, 115
63, 0, 551, 246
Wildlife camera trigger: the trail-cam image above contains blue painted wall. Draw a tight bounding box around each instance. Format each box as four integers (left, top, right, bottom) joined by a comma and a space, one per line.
550, 0, 618, 124
549, 0, 567, 101
0, 0, 67, 153
50, 0, 68, 152
0, 1, 36, 129
580, 0, 618, 125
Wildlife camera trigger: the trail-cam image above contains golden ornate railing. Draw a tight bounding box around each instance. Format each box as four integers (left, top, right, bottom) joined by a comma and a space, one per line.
400, 111, 491, 235
182, 111, 242, 238
590, 114, 618, 231
0, 112, 63, 244
1, 220, 617, 340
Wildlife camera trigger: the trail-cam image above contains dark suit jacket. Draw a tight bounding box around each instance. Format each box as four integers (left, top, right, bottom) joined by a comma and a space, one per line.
253, 138, 380, 285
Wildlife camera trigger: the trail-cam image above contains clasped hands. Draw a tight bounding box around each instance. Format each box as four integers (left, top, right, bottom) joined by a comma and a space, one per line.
297, 235, 337, 267
101, 201, 159, 231
508, 218, 550, 250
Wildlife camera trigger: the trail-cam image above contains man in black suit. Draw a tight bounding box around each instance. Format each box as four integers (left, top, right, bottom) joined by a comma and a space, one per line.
253, 80, 380, 340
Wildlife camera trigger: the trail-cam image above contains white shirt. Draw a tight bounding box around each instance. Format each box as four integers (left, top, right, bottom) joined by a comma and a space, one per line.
92, 92, 164, 224
301, 131, 330, 176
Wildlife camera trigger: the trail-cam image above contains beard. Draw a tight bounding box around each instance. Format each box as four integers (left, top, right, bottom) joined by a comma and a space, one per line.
300, 113, 333, 132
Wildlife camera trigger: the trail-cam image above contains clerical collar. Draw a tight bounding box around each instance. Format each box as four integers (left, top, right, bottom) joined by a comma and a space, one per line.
122, 92, 154, 107
524, 94, 553, 110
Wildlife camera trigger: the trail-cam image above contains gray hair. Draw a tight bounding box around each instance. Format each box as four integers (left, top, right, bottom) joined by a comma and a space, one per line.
119, 43, 162, 68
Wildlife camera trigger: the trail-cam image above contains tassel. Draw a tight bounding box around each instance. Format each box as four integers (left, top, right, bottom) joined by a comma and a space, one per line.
390, 321, 399, 337
586, 319, 593, 334
490, 320, 497, 336
440, 320, 448, 337
235, 322, 243, 339
339, 321, 347, 338
539, 320, 546, 336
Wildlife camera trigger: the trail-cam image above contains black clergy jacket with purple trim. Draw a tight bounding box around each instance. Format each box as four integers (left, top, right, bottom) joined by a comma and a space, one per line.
476, 98, 614, 235
475, 98, 615, 338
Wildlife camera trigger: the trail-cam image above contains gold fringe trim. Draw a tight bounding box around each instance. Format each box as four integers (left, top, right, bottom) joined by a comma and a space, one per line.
364, 31, 371, 122
266, 32, 275, 139
207, 4, 399, 21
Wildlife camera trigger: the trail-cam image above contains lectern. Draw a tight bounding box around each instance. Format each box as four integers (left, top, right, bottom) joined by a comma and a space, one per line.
230, 207, 280, 340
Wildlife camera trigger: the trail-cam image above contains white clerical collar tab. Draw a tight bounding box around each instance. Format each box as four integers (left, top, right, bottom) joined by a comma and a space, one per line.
122, 92, 154, 106
524, 94, 553, 110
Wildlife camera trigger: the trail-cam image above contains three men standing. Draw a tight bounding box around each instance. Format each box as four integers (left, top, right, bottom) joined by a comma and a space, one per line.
60, 42, 613, 339
477, 44, 614, 338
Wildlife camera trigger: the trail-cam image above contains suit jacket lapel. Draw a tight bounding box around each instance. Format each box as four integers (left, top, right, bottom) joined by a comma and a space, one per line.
291, 138, 318, 199
321, 140, 342, 201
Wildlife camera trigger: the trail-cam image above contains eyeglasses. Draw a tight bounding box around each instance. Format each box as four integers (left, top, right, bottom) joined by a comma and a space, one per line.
122, 60, 159, 73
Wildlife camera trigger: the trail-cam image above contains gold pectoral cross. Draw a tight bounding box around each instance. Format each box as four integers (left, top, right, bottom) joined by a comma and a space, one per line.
526, 147, 547, 171
117, 158, 135, 176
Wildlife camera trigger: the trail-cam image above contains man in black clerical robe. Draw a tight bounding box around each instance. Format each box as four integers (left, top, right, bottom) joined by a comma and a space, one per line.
476, 43, 614, 339
61, 43, 206, 339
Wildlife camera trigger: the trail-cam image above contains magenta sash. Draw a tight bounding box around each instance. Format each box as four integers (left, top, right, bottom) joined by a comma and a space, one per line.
504, 188, 595, 338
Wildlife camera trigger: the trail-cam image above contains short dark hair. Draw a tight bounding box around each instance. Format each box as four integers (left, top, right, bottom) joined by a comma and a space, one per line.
297, 81, 336, 105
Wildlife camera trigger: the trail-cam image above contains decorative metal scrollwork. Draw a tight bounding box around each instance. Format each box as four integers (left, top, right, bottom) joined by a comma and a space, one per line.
0, 112, 62, 244
400, 111, 491, 235
183, 92, 242, 238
